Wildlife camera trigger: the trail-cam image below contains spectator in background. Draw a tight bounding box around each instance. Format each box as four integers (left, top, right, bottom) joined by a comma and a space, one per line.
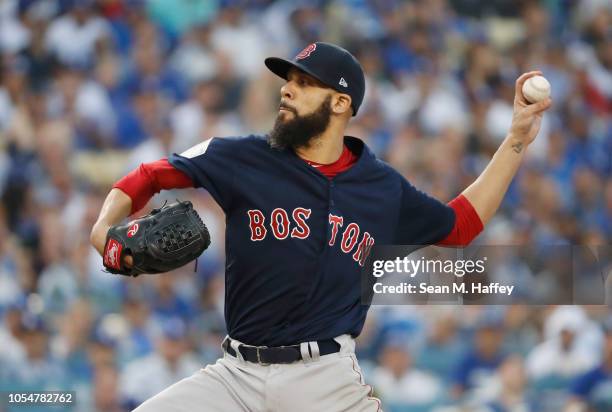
601, 180, 612, 233
565, 318, 612, 412
88, 329, 117, 370
527, 307, 601, 383
371, 337, 445, 411
0, 302, 26, 363
0, 55, 32, 140
120, 36, 187, 103
91, 363, 123, 412
115, 81, 168, 149
209, 2, 268, 80
118, 317, 201, 410
0, 0, 31, 55
124, 115, 175, 170
37, 207, 80, 314
170, 76, 245, 151
415, 308, 464, 383
468, 355, 534, 412
169, 23, 219, 86
500, 305, 540, 358
68, 321, 122, 411
452, 316, 507, 400
45, 0, 111, 67
192, 273, 225, 365
20, 8, 60, 92
1, 312, 66, 391
51, 299, 95, 386
526, 306, 603, 411
46, 64, 116, 148
116, 292, 155, 364
150, 274, 197, 323
169, 79, 214, 148
0, 215, 29, 308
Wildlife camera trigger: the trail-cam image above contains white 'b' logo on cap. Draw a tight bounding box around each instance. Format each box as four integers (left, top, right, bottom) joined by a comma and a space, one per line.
339, 77, 348, 87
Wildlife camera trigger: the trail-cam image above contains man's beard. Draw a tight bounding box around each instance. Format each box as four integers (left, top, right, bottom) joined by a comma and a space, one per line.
268, 95, 332, 151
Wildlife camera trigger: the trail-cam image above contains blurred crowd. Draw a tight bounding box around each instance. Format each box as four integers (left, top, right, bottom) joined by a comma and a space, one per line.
0, 0, 610, 411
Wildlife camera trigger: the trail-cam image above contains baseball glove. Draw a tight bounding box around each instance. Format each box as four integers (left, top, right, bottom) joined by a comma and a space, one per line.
103, 200, 210, 277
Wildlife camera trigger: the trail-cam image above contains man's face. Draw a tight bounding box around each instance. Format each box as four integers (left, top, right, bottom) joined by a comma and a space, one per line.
475, 327, 503, 358
268, 68, 334, 150
160, 337, 186, 363
604, 333, 612, 361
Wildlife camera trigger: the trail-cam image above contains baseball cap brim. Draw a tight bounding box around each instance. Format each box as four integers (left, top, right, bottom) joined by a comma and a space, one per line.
264, 57, 331, 90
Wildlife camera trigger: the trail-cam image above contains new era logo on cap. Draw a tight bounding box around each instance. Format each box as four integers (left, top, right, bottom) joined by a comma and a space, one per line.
339, 77, 348, 87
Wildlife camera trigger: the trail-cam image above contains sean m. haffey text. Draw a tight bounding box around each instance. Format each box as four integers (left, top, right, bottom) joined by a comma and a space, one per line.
370, 256, 516, 297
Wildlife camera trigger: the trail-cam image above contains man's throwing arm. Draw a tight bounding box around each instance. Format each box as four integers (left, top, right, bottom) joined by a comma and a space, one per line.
461, 71, 552, 225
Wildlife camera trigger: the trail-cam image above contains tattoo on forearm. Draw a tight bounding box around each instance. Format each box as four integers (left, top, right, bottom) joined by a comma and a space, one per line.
512, 142, 523, 153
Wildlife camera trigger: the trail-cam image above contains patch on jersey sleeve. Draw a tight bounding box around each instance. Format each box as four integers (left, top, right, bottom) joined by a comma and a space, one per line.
180, 138, 213, 159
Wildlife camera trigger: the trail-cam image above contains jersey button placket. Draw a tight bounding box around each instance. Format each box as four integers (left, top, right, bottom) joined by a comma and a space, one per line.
324, 180, 337, 249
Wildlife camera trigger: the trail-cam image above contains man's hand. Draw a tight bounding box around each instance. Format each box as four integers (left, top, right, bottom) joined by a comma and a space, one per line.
90, 188, 134, 268
508, 71, 553, 152
90, 222, 111, 256
461, 71, 552, 225
91, 222, 134, 268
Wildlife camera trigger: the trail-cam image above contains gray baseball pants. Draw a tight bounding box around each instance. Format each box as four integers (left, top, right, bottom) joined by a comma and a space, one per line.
133, 334, 382, 412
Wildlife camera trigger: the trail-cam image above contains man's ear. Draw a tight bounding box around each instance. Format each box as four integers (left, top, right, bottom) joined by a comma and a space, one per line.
332, 93, 352, 115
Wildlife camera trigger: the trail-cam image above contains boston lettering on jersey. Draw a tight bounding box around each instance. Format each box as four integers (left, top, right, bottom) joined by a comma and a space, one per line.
247, 208, 375, 266
169, 135, 455, 346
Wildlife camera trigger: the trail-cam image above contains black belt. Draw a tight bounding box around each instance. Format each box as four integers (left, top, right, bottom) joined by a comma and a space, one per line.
222, 337, 340, 365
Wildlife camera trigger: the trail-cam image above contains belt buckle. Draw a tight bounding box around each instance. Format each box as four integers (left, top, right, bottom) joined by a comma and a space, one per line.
256, 346, 269, 366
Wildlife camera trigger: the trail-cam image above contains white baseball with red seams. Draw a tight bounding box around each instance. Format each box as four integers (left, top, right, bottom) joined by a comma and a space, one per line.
522, 75, 551, 103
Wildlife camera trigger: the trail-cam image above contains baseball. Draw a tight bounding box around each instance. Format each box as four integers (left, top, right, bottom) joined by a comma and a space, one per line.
522, 75, 551, 103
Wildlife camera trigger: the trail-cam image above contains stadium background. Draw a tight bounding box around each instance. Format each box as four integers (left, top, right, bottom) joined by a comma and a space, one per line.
0, 0, 610, 411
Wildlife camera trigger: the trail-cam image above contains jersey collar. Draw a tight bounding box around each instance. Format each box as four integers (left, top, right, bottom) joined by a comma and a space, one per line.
282, 136, 376, 182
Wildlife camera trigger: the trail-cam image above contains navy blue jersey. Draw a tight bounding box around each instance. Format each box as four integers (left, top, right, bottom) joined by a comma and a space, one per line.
169, 135, 455, 346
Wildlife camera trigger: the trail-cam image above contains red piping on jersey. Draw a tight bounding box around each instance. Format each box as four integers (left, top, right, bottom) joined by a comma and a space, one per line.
301, 144, 357, 179
298, 145, 483, 246
437, 194, 483, 246
113, 158, 193, 215
114, 155, 483, 246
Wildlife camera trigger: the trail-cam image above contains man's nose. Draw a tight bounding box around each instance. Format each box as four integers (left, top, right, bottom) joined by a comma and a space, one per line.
280, 81, 294, 100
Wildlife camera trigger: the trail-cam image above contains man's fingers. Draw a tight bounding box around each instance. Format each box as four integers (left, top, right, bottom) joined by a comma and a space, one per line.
525, 97, 552, 114
515, 71, 543, 101
124, 254, 134, 268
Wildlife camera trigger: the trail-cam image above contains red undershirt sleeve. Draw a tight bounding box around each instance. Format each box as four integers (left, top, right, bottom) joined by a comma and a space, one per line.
436, 194, 484, 247
113, 158, 194, 215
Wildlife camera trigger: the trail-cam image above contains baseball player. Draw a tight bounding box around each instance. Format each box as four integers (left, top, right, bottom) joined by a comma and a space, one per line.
90, 42, 552, 411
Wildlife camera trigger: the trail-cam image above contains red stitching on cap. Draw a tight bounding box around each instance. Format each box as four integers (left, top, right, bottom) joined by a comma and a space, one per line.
296, 43, 316, 60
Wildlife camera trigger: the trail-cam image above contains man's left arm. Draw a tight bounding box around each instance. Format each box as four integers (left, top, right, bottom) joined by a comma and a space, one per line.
462, 71, 552, 225
436, 71, 552, 247
396, 72, 551, 247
